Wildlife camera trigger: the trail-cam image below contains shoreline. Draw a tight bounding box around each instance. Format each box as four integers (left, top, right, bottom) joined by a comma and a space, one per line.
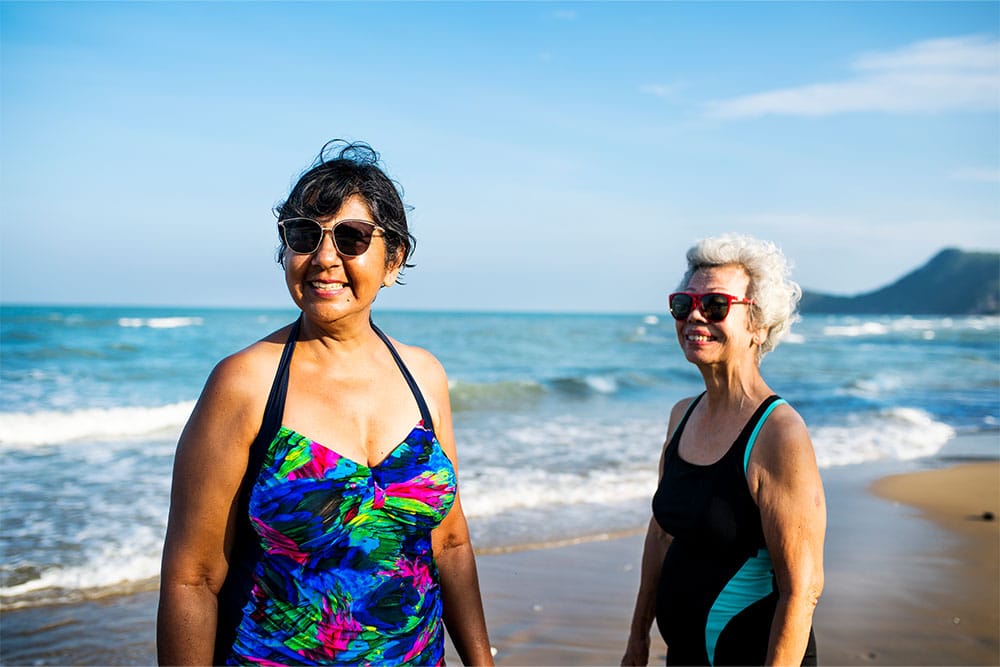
2, 434, 998, 666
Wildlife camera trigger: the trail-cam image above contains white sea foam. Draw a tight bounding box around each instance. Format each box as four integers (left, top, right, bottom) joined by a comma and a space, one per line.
496, 414, 664, 453
0, 540, 162, 607
822, 321, 891, 337
462, 467, 657, 518
844, 373, 904, 398
812, 407, 955, 467
820, 315, 1000, 339
584, 374, 619, 394
118, 316, 204, 329
0, 401, 195, 447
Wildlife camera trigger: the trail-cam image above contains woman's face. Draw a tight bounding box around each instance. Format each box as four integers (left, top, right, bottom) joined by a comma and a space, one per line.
674, 264, 761, 367
283, 194, 401, 327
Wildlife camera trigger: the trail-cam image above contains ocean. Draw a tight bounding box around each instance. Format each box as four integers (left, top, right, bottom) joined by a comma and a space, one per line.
1, 305, 997, 610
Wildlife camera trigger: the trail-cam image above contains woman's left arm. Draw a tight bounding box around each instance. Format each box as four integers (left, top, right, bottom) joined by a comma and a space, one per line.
409, 347, 493, 666
433, 493, 493, 666
750, 406, 826, 666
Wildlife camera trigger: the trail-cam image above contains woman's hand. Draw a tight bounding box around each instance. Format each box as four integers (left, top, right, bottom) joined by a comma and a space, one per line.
621, 630, 651, 666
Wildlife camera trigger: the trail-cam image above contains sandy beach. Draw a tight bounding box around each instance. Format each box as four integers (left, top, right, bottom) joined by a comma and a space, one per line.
2, 435, 997, 666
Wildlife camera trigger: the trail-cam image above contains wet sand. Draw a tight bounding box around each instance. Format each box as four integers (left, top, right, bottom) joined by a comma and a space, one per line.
2, 436, 998, 666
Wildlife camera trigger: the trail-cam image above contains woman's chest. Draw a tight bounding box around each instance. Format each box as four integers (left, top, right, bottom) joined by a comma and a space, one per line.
247, 426, 457, 557
653, 452, 763, 550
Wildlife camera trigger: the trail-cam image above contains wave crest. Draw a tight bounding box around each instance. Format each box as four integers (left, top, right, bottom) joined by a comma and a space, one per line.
449, 380, 546, 411
462, 466, 657, 518
118, 317, 203, 329
812, 407, 955, 467
0, 401, 195, 447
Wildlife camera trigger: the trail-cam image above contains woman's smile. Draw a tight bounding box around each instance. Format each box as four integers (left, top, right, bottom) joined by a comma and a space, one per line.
684, 331, 718, 344
308, 279, 350, 297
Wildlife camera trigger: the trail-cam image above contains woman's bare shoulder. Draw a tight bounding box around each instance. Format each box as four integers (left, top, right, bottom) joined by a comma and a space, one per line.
385, 337, 447, 386
666, 395, 700, 434
204, 324, 297, 403
758, 402, 811, 449
751, 402, 818, 479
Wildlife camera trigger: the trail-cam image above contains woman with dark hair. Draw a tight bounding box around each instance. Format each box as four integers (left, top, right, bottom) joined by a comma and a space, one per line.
157, 141, 493, 665
623, 234, 825, 666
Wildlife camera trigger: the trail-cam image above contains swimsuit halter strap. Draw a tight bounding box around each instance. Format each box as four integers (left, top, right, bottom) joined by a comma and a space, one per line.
262, 316, 301, 433
370, 320, 436, 432
743, 396, 787, 477
246, 315, 302, 484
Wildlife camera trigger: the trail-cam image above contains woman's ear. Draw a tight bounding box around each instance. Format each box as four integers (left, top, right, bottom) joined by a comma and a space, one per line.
383, 248, 404, 287
751, 327, 769, 348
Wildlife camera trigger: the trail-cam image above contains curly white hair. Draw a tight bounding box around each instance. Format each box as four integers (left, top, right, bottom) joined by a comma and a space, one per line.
678, 234, 802, 360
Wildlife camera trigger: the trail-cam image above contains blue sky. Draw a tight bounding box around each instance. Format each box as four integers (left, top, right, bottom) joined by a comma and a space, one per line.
2, 1, 997, 313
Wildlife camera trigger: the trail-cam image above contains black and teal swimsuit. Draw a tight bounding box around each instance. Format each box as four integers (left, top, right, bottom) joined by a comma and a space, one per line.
652, 393, 817, 666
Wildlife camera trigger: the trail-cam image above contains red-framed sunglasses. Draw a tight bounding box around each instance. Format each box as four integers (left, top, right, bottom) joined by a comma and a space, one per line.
668, 292, 754, 322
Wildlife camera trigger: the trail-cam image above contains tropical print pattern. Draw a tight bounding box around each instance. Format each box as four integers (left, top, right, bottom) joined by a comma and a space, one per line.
227, 422, 457, 666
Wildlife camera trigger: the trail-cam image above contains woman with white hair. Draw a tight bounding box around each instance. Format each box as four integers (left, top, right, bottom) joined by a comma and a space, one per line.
622, 235, 825, 666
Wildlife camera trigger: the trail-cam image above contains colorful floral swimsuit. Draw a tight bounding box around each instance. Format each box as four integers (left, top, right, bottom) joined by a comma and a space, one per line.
215, 317, 457, 666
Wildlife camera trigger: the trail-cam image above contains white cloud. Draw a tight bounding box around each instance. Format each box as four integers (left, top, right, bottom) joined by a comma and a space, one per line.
706, 34, 1000, 118
950, 167, 1000, 183
551, 9, 578, 21
639, 82, 684, 99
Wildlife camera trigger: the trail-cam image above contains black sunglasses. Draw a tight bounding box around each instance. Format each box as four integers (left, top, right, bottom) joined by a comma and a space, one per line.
278, 217, 384, 257
668, 292, 754, 322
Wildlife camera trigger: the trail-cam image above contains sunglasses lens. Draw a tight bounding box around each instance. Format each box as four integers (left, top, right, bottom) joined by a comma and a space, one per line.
282, 219, 323, 253
701, 294, 731, 321
333, 220, 375, 256
669, 294, 694, 320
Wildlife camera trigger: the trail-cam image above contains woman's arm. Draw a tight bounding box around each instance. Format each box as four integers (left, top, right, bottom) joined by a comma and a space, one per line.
622, 517, 673, 666
433, 495, 493, 666
413, 348, 493, 666
157, 351, 267, 665
749, 406, 826, 666
621, 398, 690, 666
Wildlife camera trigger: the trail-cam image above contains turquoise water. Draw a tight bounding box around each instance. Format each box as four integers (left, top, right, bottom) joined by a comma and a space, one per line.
1, 305, 998, 608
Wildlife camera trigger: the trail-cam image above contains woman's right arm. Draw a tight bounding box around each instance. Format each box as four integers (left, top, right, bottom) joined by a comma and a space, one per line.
621, 399, 690, 666
157, 352, 265, 666
622, 517, 673, 666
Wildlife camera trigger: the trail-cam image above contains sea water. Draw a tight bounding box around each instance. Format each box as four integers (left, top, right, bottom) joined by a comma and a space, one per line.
1, 305, 997, 608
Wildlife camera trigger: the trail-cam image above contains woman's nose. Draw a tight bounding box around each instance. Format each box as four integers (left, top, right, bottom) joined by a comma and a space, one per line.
686, 303, 709, 322
311, 229, 342, 265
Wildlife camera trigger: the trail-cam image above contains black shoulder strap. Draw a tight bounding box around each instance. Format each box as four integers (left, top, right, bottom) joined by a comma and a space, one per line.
669, 391, 705, 445
246, 315, 301, 476
215, 315, 300, 662
371, 321, 435, 432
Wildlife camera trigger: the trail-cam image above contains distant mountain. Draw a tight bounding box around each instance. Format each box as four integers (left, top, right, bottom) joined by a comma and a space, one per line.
800, 248, 1000, 315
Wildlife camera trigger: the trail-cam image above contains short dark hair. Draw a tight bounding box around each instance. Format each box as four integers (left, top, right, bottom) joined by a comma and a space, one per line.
274, 140, 415, 281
